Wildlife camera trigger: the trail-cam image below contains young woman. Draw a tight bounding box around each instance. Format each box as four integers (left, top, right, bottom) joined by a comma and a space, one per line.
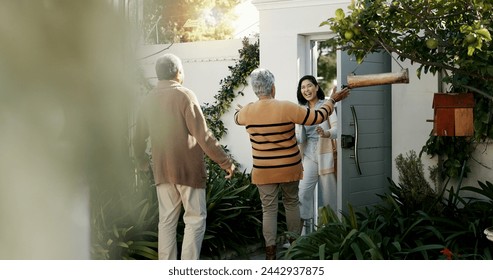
295, 75, 338, 235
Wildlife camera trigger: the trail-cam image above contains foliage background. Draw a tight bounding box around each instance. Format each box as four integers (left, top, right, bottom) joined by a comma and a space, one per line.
283, 151, 493, 260
142, 0, 241, 43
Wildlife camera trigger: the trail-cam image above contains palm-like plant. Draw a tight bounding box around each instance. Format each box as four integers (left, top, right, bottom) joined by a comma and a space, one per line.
91, 167, 159, 260
179, 161, 263, 259
283, 151, 493, 260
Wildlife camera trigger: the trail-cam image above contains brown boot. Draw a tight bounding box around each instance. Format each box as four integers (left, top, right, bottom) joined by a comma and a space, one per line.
288, 237, 297, 245
265, 245, 277, 260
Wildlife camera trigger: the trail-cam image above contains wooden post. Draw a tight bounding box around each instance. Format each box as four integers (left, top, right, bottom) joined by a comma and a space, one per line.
347, 68, 409, 88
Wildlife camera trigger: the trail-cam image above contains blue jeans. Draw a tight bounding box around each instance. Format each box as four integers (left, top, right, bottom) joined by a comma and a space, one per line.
298, 156, 337, 220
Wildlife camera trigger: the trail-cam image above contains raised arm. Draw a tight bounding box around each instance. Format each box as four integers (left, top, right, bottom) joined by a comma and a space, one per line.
292, 87, 350, 126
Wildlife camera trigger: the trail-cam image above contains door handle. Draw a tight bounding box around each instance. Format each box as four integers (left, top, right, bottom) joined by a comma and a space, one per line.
350, 105, 362, 175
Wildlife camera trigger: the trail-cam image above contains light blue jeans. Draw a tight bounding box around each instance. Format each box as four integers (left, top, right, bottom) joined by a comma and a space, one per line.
257, 181, 301, 246
298, 156, 337, 221
156, 183, 206, 260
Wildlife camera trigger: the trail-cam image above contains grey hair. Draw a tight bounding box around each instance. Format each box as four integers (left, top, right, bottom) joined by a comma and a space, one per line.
250, 68, 275, 97
155, 53, 183, 80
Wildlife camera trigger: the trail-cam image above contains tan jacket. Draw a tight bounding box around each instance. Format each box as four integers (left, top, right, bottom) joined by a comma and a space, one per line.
133, 80, 232, 188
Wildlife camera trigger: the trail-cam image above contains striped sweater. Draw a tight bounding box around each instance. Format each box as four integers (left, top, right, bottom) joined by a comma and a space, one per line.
234, 98, 333, 185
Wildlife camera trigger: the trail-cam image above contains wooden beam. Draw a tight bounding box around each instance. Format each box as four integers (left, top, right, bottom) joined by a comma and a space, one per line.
347, 68, 409, 89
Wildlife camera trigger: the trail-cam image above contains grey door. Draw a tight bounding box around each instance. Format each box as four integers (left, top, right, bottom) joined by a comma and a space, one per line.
337, 51, 392, 215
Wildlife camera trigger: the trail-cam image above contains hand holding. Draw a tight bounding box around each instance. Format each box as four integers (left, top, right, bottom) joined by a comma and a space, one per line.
329, 87, 350, 103
224, 163, 236, 179
316, 126, 330, 138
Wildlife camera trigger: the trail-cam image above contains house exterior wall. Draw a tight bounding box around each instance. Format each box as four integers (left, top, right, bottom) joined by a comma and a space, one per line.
252, 0, 493, 189
252, 0, 348, 103
391, 61, 439, 183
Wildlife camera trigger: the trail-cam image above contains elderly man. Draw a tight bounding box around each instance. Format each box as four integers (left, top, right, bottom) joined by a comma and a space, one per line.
133, 53, 235, 260
234, 68, 349, 259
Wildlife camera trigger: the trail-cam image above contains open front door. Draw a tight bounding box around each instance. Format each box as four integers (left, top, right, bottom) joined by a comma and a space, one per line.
337, 51, 392, 215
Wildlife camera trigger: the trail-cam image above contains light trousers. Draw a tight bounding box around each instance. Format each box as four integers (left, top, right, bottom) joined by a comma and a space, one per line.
257, 181, 301, 246
156, 183, 206, 260
298, 156, 337, 220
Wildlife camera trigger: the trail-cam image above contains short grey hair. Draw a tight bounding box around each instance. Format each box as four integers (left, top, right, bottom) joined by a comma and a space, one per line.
155, 53, 183, 80
250, 68, 275, 97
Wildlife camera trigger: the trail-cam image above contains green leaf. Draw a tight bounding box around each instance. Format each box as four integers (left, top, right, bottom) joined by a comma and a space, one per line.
318, 244, 326, 260
407, 244, 444, 254
350, 242, 364, 259
117, 242, 129, 248
476, 28, 491, 41
335, 8, 345, 21
130, 245, 158, 256
132, 241, 158, 248
112, 225, 119, 238
131, 251, 157, 260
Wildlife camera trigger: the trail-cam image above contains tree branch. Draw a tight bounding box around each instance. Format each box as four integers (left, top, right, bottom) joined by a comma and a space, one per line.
460, 85, 493, 101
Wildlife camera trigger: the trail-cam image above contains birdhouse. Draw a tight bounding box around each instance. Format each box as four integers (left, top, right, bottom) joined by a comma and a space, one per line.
432, 93, 475, 136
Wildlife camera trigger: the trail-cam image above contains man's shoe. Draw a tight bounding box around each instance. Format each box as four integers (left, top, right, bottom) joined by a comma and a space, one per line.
265, 245, 277, 260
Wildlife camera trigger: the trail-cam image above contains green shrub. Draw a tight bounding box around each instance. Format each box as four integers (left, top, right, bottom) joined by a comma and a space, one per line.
91, 159, 262, 260
283, 151, 493, 260
178, 161, 263, 259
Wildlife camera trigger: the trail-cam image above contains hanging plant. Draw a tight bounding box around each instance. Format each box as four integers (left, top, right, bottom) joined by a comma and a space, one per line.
202, 36, 259, 140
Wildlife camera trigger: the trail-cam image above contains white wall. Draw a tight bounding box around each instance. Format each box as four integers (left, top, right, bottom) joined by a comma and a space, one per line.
391, 60, 439, 183
392, 60, 493, 189
252, 0, 351, 104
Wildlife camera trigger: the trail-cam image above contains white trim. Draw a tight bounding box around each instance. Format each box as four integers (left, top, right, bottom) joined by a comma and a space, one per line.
302, 34, 334, 76
252, 0, 349, 10
182, 57, 238, 63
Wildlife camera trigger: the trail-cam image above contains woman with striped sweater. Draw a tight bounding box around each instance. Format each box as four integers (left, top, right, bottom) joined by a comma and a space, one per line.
234, 68, 350, 259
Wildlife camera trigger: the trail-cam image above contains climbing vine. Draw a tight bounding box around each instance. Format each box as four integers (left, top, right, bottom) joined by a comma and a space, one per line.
202, 36, 260, 140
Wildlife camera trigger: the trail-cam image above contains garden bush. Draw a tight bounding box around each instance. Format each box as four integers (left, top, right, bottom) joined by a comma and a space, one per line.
91, 158, 263, 260
283, 151, 493, 260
